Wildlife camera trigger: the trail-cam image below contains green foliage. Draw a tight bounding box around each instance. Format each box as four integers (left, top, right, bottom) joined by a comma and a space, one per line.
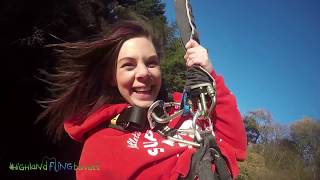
237, 150, 267, 180
243, 115, 260, 144
134, 0, 166, 19
238, 143, 311, 180
116, 0, 168, 50
161, 37, 186, 92
290, 117, 320, 179
238, 116, 320, 180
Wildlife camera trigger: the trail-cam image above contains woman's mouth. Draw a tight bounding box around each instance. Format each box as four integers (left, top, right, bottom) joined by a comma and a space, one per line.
132, 87, 153, 98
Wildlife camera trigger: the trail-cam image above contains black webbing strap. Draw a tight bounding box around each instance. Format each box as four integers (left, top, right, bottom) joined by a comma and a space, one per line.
108, 106, 148, 132
182, 133, 232, 180
185, 66, 213, 98
175, 0, 213, 100
175, 0, 200, 45
175, 1, 232, 178
185, 66, 212, 89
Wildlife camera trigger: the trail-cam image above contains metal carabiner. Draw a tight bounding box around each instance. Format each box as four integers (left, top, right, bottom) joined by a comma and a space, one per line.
189, 82, 216, 117
167, 136, 200, 148
147, 100, 183, 129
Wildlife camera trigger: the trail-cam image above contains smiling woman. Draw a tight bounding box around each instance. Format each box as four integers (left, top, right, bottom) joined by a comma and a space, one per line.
37, 20, 246, 180
37, 21, 165, 141
116, 37, 162, 108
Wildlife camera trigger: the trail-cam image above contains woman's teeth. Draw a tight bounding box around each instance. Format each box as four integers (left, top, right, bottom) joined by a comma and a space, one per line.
134, 87, 151, 93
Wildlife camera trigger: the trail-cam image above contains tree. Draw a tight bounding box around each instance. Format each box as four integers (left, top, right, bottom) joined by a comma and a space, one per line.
243, 109, 273, 144
160, 22, 186, 93
290, 117, 320, 179
1, 1, 175, 179
243, 114, 260, 144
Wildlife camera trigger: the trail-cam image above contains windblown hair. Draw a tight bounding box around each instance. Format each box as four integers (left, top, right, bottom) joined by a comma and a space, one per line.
37, 21, 163, 142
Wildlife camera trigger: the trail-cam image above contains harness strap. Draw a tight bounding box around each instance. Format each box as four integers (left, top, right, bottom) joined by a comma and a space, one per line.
108, 106, 148, 132
183, 133, 232, 180
175, 0, 200, 45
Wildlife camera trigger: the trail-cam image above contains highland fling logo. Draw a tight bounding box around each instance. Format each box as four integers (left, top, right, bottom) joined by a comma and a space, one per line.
9, 157, 100, 172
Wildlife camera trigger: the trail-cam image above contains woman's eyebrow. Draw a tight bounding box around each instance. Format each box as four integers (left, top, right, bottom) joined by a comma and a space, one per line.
118, 57, 136, 63
146, 55, 159, 61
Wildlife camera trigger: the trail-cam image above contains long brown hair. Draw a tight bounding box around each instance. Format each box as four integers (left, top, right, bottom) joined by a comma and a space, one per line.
37, 21, 163, 142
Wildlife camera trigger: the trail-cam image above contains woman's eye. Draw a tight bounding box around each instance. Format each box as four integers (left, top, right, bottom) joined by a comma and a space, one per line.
147, 60, 159, 68
121, 63, 135, 70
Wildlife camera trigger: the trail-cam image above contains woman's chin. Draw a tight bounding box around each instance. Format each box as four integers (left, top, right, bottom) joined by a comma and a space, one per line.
131, 100, 154, 108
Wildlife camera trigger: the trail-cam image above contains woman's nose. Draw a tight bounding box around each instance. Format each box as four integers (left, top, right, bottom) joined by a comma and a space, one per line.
136, 64, 151, 81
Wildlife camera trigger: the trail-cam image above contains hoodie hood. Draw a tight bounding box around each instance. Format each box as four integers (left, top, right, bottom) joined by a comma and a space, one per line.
63, 93, 186, 142
64, 103, 128, 142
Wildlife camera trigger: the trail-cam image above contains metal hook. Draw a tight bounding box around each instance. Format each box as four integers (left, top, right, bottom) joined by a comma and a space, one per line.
147, 100, 183, 129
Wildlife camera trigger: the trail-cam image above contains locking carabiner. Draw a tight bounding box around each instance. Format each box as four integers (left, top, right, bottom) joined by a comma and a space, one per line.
147, 100, 183, 129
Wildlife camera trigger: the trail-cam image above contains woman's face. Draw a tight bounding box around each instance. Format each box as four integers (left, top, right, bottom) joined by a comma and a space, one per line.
115, 37, 161, 108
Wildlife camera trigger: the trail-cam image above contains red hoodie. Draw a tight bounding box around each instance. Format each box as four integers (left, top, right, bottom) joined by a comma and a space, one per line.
64, 70, 247, 180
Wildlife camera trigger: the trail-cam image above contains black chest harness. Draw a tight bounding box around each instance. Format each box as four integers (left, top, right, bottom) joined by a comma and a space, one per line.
108, 0, 232, 179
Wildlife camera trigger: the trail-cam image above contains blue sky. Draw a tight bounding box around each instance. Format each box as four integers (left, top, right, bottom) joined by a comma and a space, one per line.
162, 0, 320, 124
